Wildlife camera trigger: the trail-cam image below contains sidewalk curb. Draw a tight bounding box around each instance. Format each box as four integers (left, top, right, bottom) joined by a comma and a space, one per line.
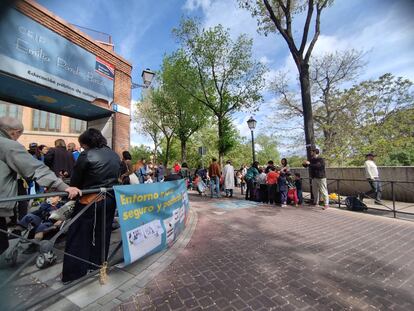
41, 207, 198, 311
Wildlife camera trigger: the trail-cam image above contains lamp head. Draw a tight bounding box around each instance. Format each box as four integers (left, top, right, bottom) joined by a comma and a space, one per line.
247, 116, 257, 130
141, 68, 155, 87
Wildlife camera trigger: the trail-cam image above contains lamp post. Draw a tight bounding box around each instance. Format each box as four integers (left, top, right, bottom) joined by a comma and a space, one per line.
247, 116, 257, 163
131, 68, 155, 89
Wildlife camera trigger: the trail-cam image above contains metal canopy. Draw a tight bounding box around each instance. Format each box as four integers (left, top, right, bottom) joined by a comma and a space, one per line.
0, 72, 113, 121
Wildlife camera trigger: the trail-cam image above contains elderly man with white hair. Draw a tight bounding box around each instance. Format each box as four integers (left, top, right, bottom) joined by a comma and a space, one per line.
0, 116, 82, 255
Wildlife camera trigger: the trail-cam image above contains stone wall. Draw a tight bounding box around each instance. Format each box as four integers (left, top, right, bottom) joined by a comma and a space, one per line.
290, 167, 414, 202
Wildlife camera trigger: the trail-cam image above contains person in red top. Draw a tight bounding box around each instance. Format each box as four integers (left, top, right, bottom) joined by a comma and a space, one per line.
173, 162, 181, 173
266, 166, 279, 204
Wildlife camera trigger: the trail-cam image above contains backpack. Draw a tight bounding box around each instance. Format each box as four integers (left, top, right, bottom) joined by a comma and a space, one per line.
345, 196, 368, 212
244, 167, 257, 181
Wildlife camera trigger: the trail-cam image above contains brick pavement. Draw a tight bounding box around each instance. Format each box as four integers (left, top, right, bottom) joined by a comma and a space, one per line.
117, 195, 414, 311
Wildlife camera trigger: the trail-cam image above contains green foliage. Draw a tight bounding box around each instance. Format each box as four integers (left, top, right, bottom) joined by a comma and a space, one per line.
172, 18, 266, 163
285, 155, 305, 168
135, 89, 176, 167
255, 133, 280, 165
129, 144, 153, 163
159, 52, 211, 162
218, 117, 238, 156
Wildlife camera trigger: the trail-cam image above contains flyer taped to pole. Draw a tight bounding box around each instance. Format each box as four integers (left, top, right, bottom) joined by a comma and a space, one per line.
113, 180, 190, 265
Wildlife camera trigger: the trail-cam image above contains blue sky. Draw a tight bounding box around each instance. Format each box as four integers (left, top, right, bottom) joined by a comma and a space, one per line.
38, 0, 414, 152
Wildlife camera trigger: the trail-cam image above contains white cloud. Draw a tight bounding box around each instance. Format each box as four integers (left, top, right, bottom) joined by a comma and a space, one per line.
259, 56, 272, 65
183, 0, 212, 11
311, 3, 414, 81
129, 99, 154, 148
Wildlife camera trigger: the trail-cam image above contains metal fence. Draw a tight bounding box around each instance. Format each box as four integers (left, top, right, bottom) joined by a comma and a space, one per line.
0, 187, 122, 310
301, 177, 414, 219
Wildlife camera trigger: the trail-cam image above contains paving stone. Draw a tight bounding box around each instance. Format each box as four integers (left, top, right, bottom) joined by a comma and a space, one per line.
116, 195, 414, 311
97, 289, 123, 305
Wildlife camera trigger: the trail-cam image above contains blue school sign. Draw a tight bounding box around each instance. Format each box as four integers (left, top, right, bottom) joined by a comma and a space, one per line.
0, 8, 114, 103
113, 180, 190, 265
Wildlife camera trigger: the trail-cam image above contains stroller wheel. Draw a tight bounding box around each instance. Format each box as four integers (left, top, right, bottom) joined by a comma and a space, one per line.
36, 254, 47, 269
36, 251, 56, 269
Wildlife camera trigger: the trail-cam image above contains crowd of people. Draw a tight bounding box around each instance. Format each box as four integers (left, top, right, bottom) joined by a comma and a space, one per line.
192, 158, 306, 207
187, 149, 331, 210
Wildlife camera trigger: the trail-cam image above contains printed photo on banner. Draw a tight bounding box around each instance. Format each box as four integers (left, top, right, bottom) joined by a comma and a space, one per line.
126, 219, 163, 263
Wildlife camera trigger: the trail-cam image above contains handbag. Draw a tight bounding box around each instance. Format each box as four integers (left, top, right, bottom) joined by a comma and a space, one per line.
129, 173, 139, 184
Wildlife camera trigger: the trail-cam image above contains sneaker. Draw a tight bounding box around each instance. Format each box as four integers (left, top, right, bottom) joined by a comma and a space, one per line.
281, 204, 287, 208
374, 200, 382, 205
322, 205, 329, 210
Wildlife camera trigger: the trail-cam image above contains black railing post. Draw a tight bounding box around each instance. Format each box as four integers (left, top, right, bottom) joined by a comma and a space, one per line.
102, 194, 106, 265
391, 181, 396, 218
337, 179, 341, 208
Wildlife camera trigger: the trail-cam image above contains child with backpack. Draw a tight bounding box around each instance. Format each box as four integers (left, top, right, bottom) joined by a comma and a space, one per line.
244, 162, 259, 201
278, 169, 288, 207
287, 174, 299, 207
294, 173, 303, 204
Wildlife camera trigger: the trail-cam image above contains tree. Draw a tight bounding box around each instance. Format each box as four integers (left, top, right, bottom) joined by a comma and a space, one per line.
135, 100, 163, 162
241, 0, 333, 160
173, 19, 266, 166
136, 89, 175, 167
310, 50, 365, 154
344, 74, 414, 165
129, 144, 153, 164
255, 133, 280, 165
271, 50, 366, 163
161, 52, 210, 162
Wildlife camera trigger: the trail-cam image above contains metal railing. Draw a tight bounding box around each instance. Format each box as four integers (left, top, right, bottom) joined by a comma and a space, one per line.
0, 187, 123, 310
301, 177, 414, 219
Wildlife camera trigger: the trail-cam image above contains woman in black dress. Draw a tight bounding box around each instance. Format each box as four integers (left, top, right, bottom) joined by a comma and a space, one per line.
61, 128, 121, 283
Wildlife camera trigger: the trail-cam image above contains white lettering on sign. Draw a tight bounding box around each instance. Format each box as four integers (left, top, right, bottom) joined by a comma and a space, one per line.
57, 57, 81, 76
57, 57, 104, 86
16, 38, 50, 62
18, 26, 46, 44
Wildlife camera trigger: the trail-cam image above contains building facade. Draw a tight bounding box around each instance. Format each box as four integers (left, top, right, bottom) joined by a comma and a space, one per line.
0, 100, 86, 148
0, 0, 133, 154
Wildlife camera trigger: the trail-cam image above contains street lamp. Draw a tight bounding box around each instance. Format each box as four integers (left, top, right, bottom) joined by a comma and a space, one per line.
247, 116, 257, 163
131, 68, 155, 89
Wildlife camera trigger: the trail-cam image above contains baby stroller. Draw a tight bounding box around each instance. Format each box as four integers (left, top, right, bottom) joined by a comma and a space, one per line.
4, 200, 75, 269
194, 176, 207, 196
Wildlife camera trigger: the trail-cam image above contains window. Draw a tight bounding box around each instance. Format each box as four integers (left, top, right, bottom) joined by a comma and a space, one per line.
0, 101, 23, 120
32, 110, 61, 132
69, 118, 87, 134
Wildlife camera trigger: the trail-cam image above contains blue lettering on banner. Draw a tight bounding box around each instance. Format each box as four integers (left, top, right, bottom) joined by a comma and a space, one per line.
113, 180, 190, 265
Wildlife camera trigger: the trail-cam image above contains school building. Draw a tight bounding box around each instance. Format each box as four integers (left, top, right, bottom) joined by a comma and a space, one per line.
0, 0, 133, 154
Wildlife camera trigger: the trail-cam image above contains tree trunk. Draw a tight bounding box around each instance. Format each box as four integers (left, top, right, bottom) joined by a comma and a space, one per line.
299, 63, 316, 161
180, 139, 187, 163
217, 116, 224, 168
153, 141, 158, 164
165, 136, 172, 169
299, 63, 316, 202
